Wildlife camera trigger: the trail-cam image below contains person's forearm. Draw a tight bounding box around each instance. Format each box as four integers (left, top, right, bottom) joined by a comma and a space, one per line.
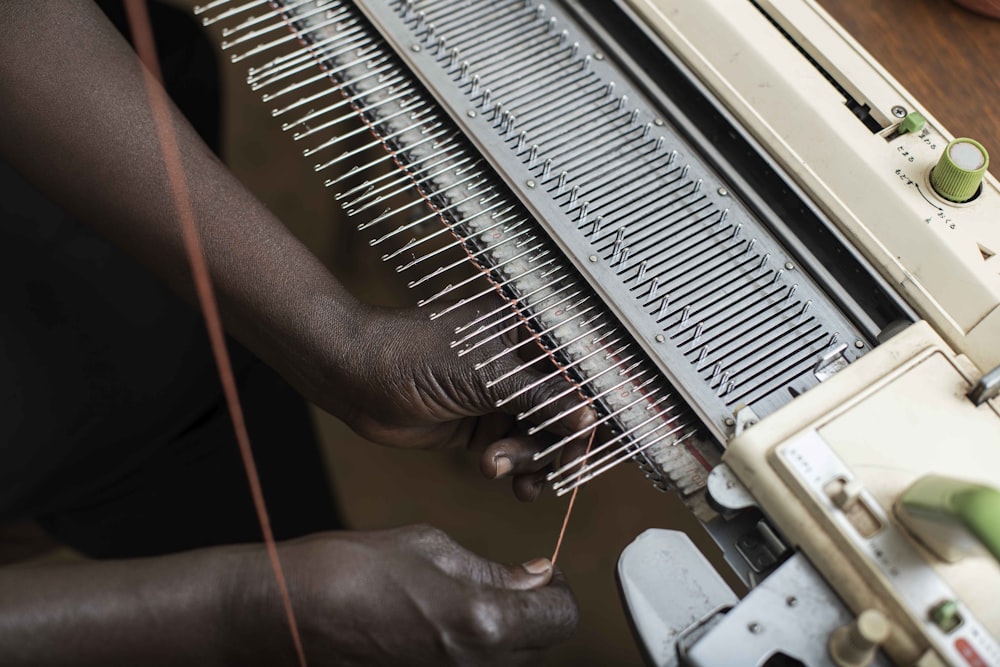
0, 1, 360, 412
0, 548, 241, 666
0, 528, 579, 667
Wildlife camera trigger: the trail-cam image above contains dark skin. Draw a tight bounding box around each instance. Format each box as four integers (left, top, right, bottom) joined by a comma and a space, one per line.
2, 526, 577, 666
0, 1, 592, 663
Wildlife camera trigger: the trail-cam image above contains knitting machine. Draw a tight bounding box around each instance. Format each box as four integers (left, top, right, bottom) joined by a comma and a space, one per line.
196, 0, 1000, 664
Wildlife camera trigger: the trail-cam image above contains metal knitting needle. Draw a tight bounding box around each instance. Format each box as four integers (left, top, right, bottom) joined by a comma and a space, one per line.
408, 229, 536, 288
468, 302, 598, 363
271, 66, 402, 117
398, 218, 529, 273
376, 204, 515, 258
396, 218, 532, 273
297, 88, 419, 144
303, 102, 429, 157
226, 7, 350, 55
427, 257, 559, 318
369, 192, 505, 245
419, 250, 555, 308
198, 0, 268, 24
247, 27, 365, 80
553, 424, 697, 497
516, 358, 644, 422
339, 142, 463, 201
552, 422, 690, 493
253, 34, 375, 90
455, 288, 586, 354
346, 155, 475, 213
495, 339, 626, 408
485, 323, 612, 389
336, 135, 462, 197
559, 419, 693, 487
452, 275, 572, 336
554, 425, 695, 495
539, 391, 674, 460
346, 151, 474, 212
357, 169, 486, 231
222, 0, 318, 37
263, 54, 393, 103
472, 309, 606, 374
315, 119, 445, 172
541, 388, 673, 465
450, 272, 571, 335
325, 128, 454, 187
223, 1, 334, 47
229, 13, 349, 62
252, 38, 373, 91
527, 373, 657, 436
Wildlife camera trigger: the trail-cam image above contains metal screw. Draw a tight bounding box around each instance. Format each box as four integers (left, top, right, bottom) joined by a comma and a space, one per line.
718, 187, 729, 197
411, 44, 422, 52
588, 254, 598, 263
594, 52, 604, 60
854, 340, 865, 349
526, 179, 536, 188
748, 622, 763, 634
724, 417, 735, 427
892, 105, 907, 118
784, 261, 795, 271
786, 596, 798, 607
654, 118, 665, 126
655, 334, 665, 343
467, 109, 477, 118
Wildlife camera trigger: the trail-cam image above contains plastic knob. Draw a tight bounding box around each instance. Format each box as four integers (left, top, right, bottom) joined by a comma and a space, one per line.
931, 138, 989, 203
828, 609, 892, 667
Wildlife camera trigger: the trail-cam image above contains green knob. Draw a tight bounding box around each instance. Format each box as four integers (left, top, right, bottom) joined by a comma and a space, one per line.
931, 138, 989, 203
929, 600, 962, 634
899, 112, 926, 135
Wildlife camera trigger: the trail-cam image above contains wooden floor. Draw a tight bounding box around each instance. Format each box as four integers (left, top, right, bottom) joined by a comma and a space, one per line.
824, 0, 1000, 159
3, 2, 996, 665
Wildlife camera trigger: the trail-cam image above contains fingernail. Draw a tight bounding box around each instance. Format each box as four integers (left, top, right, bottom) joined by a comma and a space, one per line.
494, 455, 513, 478
521, 557, 551, 575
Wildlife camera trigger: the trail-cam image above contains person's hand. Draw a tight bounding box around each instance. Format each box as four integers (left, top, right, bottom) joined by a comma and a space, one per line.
952, 0, 1000, 19
231, 525, 579, 666
295, 299, 595, 500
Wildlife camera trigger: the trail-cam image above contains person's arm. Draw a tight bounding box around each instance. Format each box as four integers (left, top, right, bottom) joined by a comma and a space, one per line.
0, 2, 582, 663
0, 0, 591, 496
0, 528, 578, 666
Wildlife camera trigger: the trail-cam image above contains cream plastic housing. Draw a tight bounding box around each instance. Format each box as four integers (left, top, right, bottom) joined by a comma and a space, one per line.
722, 321, 1000, 664
624, 0, 1000, 375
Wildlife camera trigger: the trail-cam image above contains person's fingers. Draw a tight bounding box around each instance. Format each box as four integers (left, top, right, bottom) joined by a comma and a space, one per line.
475, 557, 555, 591
426, 531, 553, 591
483, 363, 596, 438
473, 569, 580, 650
952, 0, 1000, 19
481, 434, 554, 479
556, 433, 593, 476
478, 421, 599, 500
512, 469, 549, 501
467, 412, 516, 452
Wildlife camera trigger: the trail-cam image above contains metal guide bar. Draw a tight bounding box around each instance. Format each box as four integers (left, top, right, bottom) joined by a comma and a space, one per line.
354, 0, 869, 441
197, 0, 722, 501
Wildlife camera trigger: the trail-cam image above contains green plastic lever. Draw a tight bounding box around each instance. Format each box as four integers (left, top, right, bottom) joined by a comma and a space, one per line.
898, 111, 926, 135
899, 474, 1000, 563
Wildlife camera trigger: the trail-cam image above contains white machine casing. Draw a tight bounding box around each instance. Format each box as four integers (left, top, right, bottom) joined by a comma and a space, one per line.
626, 1, 1000, 664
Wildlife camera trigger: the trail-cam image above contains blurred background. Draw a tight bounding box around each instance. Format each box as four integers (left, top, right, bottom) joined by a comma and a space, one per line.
2, 1, 996, 664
